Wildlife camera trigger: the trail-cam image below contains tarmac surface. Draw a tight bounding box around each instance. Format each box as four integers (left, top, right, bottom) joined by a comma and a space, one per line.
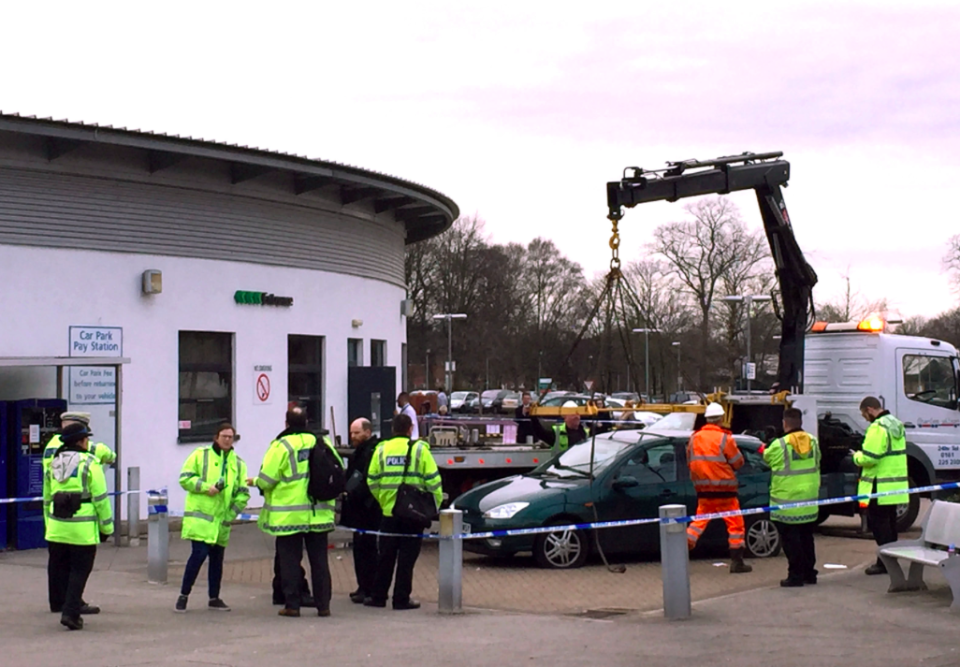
2, 511, 958, 667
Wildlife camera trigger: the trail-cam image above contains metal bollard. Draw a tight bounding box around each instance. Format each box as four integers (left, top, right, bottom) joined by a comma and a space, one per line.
127, 467, 141, 547
147, 489, 169, 584
659, 504, 691, 620
438, 509, 463, 614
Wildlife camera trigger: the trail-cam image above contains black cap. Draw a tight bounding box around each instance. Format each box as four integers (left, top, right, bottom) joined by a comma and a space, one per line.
61, 422, 93, 444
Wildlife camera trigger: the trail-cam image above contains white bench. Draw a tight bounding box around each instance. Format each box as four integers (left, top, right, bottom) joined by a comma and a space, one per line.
878, 500, 960, 611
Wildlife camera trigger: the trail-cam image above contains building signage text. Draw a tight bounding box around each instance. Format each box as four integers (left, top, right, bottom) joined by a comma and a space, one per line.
235, 291, 293, 307
69, 326, 123, 357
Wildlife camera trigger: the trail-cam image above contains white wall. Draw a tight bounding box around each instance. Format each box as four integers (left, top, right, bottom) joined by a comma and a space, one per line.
0, 244, 407, 514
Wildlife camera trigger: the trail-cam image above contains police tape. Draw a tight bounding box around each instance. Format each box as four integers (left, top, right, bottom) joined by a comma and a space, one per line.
9, 481, 960, 541
0, 489, 141, 505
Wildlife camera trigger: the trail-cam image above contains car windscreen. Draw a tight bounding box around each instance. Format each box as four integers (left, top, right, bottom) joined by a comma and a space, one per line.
451, 392, 470, 399
652, 412, 697, 431
533, 433, 660, 479
481, 390, 500, 399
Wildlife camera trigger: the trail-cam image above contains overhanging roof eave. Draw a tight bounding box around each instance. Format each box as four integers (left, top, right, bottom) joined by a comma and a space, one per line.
0, 357, 131, 367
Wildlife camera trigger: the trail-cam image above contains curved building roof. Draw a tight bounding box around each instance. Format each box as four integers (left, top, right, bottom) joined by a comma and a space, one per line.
0, 112, 458, 243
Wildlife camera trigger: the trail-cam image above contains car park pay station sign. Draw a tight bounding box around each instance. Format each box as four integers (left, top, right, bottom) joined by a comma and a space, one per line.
254, 364, 272, 404
69, 326, 123, 357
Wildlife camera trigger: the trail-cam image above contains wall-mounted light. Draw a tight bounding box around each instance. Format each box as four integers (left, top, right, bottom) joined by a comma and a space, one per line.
351, 319, 363, 328
401, 299, 415, 317
142, 269, 162, 295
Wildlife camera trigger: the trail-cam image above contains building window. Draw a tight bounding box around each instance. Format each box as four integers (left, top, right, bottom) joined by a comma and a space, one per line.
348, 338, 363, 367
179, 331, 233, 443
371, 339, 387, 367
289, 335, 324, 432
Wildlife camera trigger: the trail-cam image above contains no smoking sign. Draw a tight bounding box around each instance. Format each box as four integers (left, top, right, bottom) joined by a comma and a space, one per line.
253, 364, 273, 405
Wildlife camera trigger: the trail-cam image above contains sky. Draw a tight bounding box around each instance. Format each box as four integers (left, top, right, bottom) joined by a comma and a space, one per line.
2, 1, 959, 318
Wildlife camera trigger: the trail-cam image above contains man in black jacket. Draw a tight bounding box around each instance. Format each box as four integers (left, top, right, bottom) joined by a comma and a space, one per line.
514, 391, 536, 444
341, 418, 382, 603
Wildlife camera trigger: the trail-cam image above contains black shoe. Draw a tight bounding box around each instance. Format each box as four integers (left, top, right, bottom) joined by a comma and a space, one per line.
79, 603, 101, 615
780, 578, 804, 588
865, 563, 887, 576
804, 573, 818, 585
208, 598, 231, 611
393, 599, 421, 610
175, 595, 188, 613
317, 609, 331, 617
278, 608, 301, 618
60, 615, 83, 630
363, 597, 387, 608
350, 591, 367, 604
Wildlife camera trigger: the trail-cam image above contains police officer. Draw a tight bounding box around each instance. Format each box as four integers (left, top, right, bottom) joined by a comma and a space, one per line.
764, 407, 821, 587
531, 401, 591, 455
854, 396, 909, 575
43, 412, 116, 471
249, 407, 342, 617
364, 413, 443, 610
341, 418, 381, 604
175, 423, 249, 612
43, 422, 114, 630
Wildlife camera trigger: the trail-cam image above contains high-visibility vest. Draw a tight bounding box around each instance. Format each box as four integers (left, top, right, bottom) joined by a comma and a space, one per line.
687, 424, 744, 496
551, 424, 590, 454
253, 432, 342, 535
43, 447, 114, 545
44, 436, 115, 469
854, 413, 908, 507
367, 436, 443, 518
179, 445, 249, 546
764, 432, 821, 523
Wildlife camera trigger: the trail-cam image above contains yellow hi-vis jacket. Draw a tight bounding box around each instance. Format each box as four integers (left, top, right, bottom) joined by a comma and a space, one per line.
853, 412, 909, 507
179, 445, 249, 547
252, 432, 342, 536
367, 436, 443, 518
43, 446, 114, 545
763, 430, 821, 523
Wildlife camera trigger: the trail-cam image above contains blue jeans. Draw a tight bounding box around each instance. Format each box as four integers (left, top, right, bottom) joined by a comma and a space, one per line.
180, 540, 225, 599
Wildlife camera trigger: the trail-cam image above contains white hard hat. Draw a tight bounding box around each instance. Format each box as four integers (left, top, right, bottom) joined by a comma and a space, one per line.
562, 400, 579, 409
704, 402, 725, 419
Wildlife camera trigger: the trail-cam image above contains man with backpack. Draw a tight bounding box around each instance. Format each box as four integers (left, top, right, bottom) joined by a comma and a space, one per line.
364, 413, 443, 610
249, 407, 343, 617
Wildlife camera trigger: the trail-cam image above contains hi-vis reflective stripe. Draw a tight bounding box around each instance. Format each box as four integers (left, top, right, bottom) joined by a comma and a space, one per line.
280, 438, 299, 478
280, 472, 309, 482
50, 514, 98, 523
690, 454, 726, 462
696, 479, 738, 487
875, 476, 909, 483
202, 449, 210, 482
258, 472, 279, 486
179, 472, 195, 480
263, 503, 326, 512
184, 510, 216, 522
260, 523, 335, 533
91, 493, 108, 503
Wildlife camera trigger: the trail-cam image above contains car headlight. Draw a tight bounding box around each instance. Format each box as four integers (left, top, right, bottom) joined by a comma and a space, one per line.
482, 502, 529, 519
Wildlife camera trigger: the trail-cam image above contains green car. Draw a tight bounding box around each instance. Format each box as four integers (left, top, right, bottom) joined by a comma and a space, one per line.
452, 426, 784, 569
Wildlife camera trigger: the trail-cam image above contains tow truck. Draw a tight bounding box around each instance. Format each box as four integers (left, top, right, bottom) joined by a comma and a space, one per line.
606, 151, 960, 530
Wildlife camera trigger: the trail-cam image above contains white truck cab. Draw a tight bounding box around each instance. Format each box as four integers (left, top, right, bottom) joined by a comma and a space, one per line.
805, 317, 960, 487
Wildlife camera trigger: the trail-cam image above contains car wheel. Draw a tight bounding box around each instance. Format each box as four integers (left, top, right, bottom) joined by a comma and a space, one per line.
534, 520, 589, 569
743, 515, 781, 558
895, 480, 920, 532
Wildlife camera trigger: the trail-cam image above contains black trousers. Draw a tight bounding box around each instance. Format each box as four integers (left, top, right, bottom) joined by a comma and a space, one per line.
272, 541, 312, 604
371, 516, 423, 605
868, 502, 899, 564
47, 542, 97, 619
775, 521, 817, 582
276, 532, 331, 611
352, 532, 379, 596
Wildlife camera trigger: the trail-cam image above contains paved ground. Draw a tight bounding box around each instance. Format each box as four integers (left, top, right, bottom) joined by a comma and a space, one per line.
2, 528, 959, 667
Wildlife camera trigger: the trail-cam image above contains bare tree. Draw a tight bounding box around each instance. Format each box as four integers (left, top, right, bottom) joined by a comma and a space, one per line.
652, 197, 769, 390
945, 235, 960, 295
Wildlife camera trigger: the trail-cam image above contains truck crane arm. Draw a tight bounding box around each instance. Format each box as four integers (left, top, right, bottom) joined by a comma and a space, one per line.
607, 151, 819, 392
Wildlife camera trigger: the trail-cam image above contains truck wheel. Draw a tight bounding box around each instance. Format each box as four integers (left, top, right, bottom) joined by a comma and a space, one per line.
534, 520, 589, 569
895, 481, 920, 532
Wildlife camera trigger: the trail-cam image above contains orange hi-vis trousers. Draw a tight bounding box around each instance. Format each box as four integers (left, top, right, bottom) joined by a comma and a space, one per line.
686, 496, 745, 551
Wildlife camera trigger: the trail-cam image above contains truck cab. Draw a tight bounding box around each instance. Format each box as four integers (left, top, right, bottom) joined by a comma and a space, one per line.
804, 317, 960, 525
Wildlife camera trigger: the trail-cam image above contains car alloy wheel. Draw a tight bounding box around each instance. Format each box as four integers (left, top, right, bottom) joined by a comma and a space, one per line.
744, 516, 781, 558
535, 526, 588, 569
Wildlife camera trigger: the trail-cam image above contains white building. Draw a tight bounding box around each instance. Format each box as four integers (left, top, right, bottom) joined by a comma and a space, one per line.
0, 113, 457, 519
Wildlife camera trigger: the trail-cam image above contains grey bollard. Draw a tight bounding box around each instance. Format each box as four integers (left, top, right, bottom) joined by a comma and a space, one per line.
438, 509, 463, 613
147, 489, 169, 584
127, 467, 141, 547
659, 504, 691, 620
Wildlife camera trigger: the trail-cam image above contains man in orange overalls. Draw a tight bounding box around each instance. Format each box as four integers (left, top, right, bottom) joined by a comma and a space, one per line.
686, 402, 752, 573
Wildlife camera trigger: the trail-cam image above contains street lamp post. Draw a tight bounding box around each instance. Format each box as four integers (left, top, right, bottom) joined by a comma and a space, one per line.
432, 313, 467, 393
720, 295, 772, 392
425, 348, 431, 389
632, 328, 661, 399
672, 341, 681, 392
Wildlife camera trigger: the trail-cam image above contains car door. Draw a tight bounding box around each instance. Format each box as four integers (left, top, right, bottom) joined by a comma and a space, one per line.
595, 439, 684, 555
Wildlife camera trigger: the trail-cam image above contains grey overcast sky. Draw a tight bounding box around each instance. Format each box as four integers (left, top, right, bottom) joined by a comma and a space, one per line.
3, 1, 958, 318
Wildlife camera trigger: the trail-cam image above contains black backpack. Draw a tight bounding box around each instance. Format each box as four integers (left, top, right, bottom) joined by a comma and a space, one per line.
307, 437, 346, 504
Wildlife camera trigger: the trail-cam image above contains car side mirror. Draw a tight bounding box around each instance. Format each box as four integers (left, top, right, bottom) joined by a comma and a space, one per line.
613, 475, 640, 490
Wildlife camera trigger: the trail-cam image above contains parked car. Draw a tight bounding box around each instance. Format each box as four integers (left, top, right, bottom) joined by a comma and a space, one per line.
480, 389, 512, 412
452, 427, 784, 569
540, 391, 574, 403
538, 393, 594, 407
500, 391, 523, 412
450, 391, 480, 413
611, 392, 640, 402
